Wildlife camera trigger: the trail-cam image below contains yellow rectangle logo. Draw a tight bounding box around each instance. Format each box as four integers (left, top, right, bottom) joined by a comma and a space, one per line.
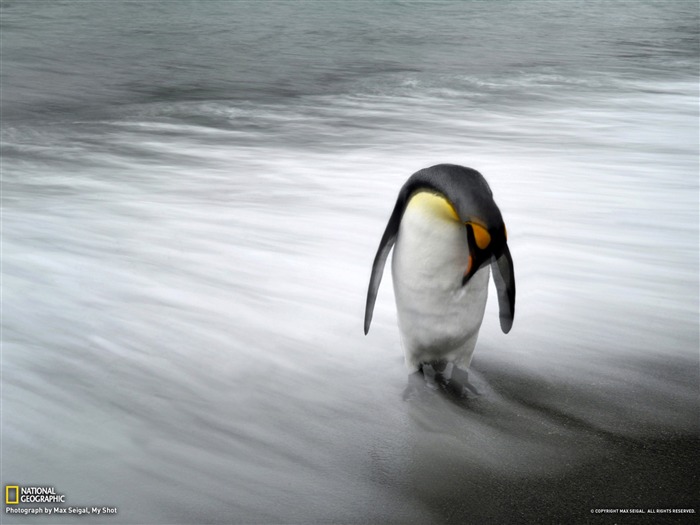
5, 485, 19, 505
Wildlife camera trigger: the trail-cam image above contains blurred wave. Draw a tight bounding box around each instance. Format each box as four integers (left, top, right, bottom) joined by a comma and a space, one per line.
2, 1, 698, 523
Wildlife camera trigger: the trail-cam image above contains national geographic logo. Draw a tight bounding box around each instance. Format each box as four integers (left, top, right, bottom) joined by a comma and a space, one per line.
5, 486, 18, 505
5, 485, 66, 504
5, 484, 118, 517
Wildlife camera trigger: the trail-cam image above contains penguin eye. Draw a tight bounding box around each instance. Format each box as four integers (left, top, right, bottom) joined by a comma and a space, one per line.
469, 223, 491, 250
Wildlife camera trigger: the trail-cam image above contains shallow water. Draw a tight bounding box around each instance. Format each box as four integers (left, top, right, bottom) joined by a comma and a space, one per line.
2, 1, 699, 523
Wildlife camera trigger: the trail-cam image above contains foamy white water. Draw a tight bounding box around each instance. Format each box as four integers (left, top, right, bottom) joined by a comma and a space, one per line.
2, 2, 698, 523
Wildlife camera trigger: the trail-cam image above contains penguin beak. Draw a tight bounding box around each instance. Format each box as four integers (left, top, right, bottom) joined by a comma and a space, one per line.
462, 222, 491, 285
462, 221, 492, 286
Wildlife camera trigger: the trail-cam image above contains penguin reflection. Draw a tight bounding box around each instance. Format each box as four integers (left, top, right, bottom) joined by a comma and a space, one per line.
364, 164, 515, 397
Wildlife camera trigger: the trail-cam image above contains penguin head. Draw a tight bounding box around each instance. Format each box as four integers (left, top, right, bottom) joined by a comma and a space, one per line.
408, 164, 508, 286
462, 220, 508, 285
408, 189, 508, 285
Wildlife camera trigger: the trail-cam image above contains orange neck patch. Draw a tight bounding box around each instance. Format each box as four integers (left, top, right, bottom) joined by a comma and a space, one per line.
469, 222, 491, 249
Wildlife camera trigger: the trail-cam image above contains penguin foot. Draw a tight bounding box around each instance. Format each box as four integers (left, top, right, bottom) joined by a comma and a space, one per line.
448, 366, 481, 400
420, 362, 445, 390
402, 370, 425, 401
412, 361, 481, 400
402, 364, 443, 401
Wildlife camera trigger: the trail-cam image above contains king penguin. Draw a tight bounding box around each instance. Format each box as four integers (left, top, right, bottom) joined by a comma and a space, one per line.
364, 164, 515, 377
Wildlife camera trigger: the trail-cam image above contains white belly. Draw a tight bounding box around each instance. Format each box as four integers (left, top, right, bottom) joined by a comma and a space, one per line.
391, 201, 489, 371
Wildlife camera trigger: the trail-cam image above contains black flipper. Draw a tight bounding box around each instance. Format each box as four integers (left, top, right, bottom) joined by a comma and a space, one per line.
364, 194, 408, 334
491, 244, 516, 334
